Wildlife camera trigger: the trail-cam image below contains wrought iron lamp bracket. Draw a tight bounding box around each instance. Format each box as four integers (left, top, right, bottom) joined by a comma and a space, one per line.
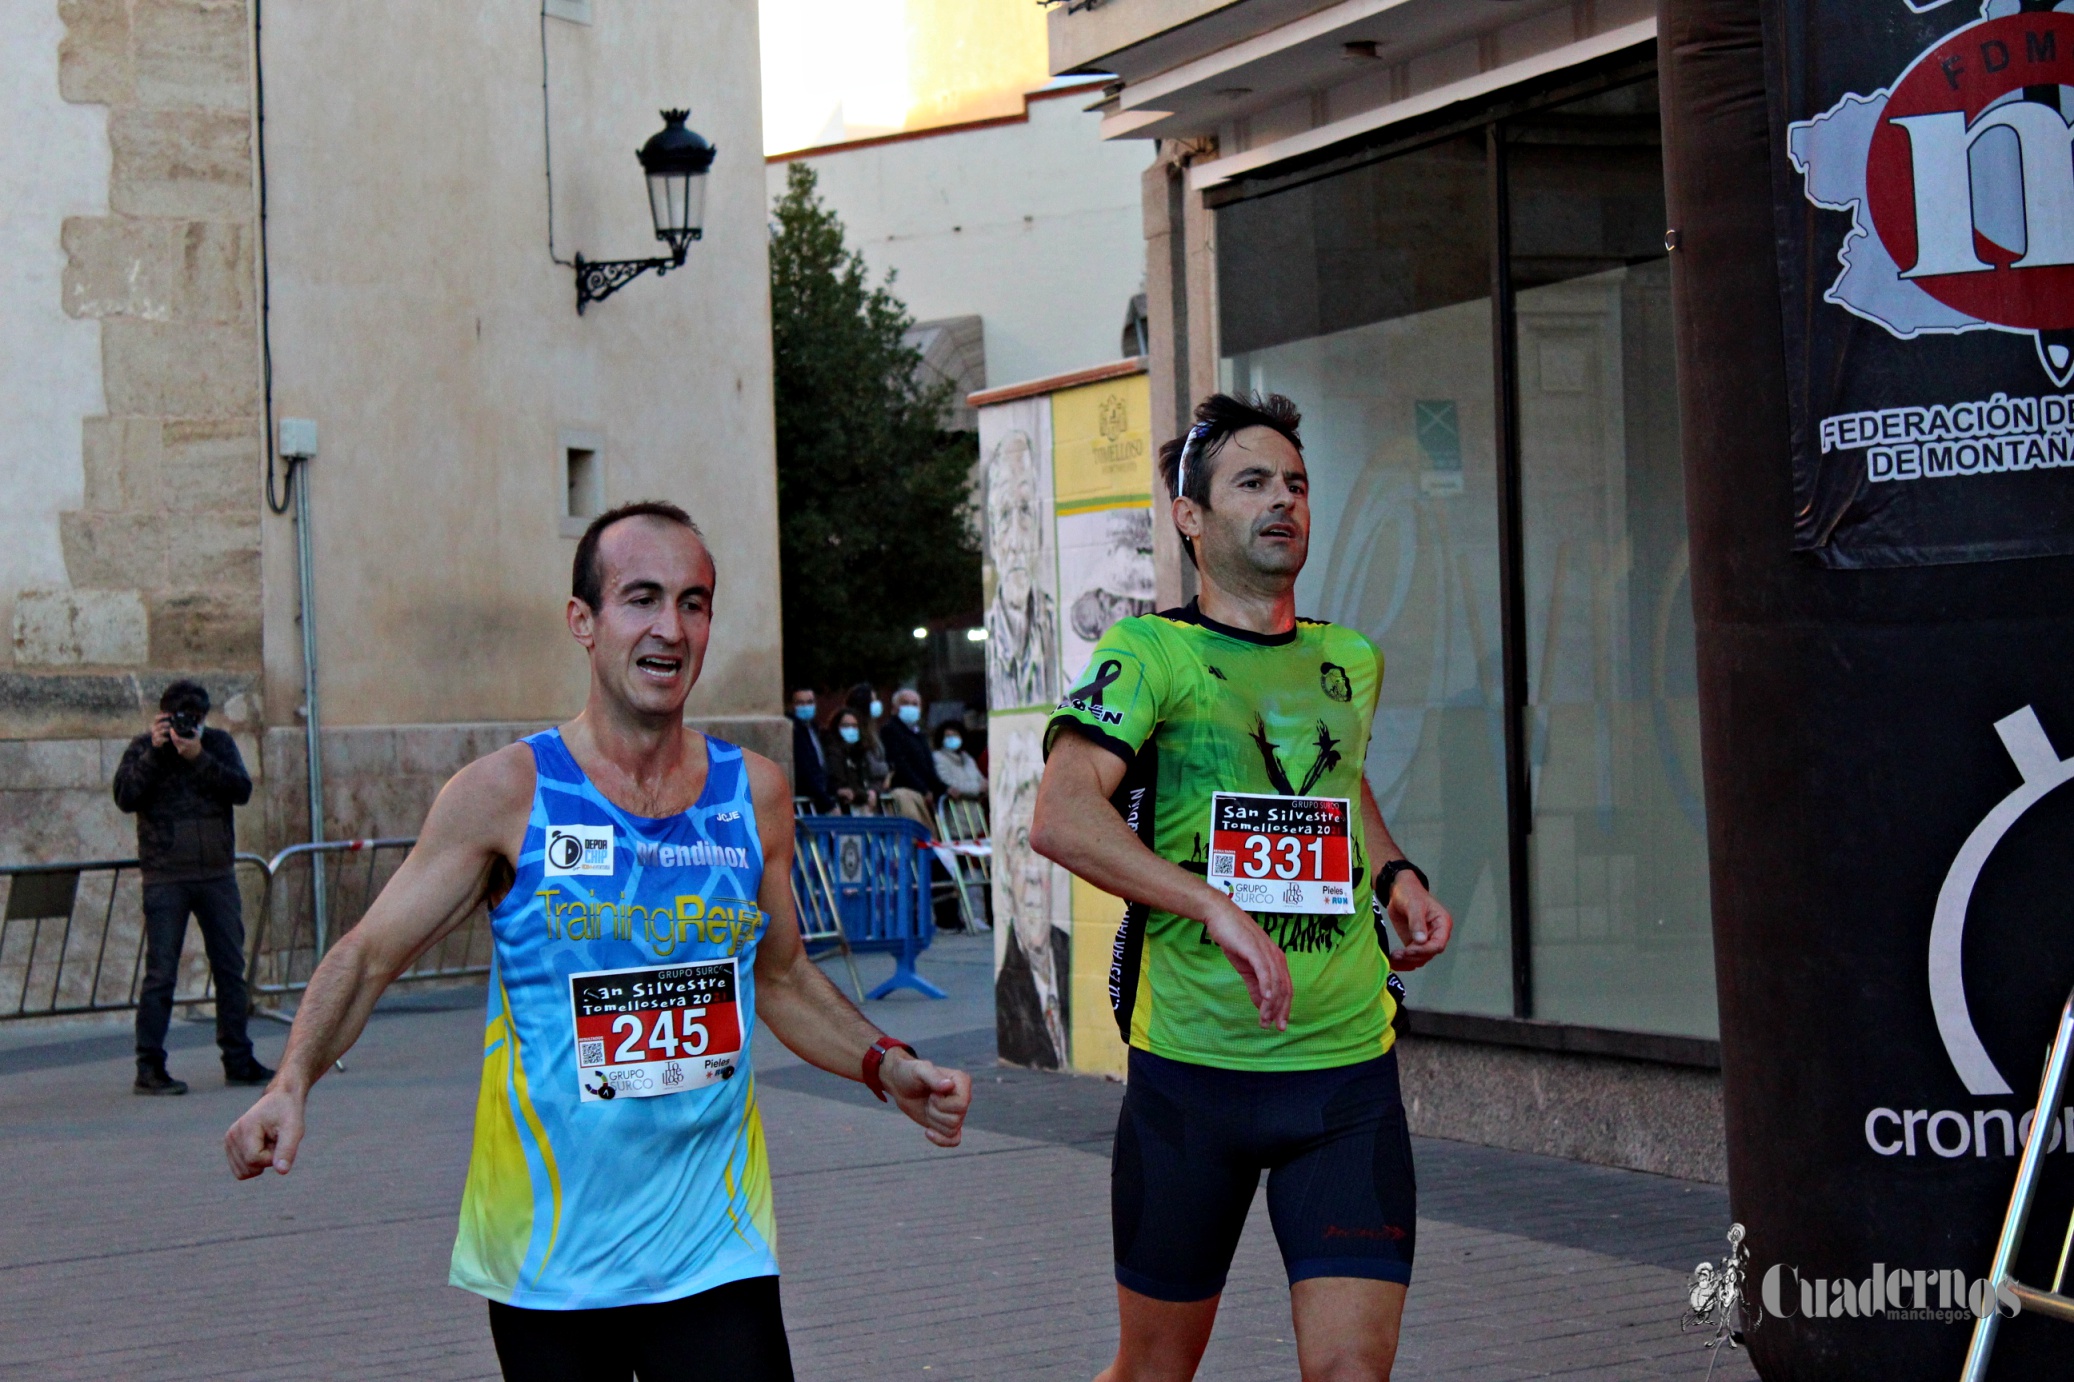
573, 236, 695, 315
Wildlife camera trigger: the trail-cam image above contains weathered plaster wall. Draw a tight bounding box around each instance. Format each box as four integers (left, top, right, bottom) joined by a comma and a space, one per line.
261, 0, 784, 733
3, 1, 786, 875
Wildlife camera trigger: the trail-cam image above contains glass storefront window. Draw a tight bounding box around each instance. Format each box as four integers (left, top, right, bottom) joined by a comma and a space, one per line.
1215, 74, 1715, 1039
1219, 134, 1515, 1017
1508, 83, 1715, 1037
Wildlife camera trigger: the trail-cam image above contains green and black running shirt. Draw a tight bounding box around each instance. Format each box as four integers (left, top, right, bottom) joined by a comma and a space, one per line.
1044, 601, 1395, 1072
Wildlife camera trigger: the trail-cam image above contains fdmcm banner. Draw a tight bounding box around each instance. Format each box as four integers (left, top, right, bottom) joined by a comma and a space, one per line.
1769, 0, 2074, 566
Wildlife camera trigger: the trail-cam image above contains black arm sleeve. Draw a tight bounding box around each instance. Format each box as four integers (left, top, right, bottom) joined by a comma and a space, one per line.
111, 736, 161, 814
190, 729, 254, 806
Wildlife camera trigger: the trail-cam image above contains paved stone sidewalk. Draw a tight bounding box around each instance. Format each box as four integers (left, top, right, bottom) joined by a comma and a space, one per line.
0, 934, 1755, 1381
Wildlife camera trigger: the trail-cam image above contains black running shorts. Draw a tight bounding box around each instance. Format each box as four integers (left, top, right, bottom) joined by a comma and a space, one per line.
486, 1274, 794, 1382
1111, 1047, 1416, 1302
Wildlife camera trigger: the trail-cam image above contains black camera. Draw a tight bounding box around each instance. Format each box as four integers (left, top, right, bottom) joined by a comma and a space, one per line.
169, 709, 203, 739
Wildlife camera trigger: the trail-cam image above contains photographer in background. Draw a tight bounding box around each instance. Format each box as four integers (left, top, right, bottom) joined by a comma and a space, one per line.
113, 680, 271, 1096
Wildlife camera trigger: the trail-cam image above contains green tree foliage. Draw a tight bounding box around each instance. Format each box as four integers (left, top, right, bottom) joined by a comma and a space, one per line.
770, 162, 980, 691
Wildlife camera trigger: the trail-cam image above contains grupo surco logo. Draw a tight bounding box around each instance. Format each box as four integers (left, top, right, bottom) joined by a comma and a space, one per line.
1792, 3, 2074, 385
1859, 705, 2074, 1158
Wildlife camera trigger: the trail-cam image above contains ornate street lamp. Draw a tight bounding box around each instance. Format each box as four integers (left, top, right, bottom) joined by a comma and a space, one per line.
575, 109, 717, 314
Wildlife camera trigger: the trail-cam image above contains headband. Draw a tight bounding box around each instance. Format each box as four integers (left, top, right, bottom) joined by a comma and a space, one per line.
1175, 421, 1212, 501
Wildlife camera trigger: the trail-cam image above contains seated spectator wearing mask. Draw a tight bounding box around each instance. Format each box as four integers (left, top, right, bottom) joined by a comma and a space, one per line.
789, 687, 833, 812
822, 709, 880, 811
844, 685, 887, 762
933, 723, 985, 800
878, 689, 943, 829
881, 690, 946, 797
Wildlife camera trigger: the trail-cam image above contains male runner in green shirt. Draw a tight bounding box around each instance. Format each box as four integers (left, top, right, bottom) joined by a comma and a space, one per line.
1032, 392, 1453, 1382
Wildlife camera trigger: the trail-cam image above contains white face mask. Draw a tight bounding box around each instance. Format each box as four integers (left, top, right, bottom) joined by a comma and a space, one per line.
897, 703, 921, 726
942, 735, 962, 752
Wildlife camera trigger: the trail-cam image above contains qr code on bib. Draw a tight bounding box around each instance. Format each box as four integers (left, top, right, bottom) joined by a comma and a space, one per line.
1210, 851, 1235, 875
578, 1039, 605, 1066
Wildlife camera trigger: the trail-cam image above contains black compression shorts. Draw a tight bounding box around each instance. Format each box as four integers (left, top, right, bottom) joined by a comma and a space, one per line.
1112, 1047, 1416, 1302
486, 1275, 794, 1382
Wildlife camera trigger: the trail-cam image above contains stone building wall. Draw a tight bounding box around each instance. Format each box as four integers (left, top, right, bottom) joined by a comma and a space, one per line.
1397, 1035, 1728, 1183
22, 0, 265, 743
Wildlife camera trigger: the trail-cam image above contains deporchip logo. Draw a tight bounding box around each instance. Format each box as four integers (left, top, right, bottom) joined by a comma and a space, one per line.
545, 825, 614, 877
1320, 662, 1352, 703
1790, 5, 2074, 384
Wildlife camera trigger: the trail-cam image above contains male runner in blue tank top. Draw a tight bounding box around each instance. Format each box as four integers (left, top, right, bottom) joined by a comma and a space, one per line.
225, 501, 973, 1381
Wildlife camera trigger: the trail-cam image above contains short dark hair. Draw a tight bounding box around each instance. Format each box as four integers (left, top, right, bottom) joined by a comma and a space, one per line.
571, 501, 704, 612
1155, 393, 1303, 569
159, 679, 210, 716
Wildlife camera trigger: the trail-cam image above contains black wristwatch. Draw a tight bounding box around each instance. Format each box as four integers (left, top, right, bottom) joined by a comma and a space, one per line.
1376, 859, 1429, 904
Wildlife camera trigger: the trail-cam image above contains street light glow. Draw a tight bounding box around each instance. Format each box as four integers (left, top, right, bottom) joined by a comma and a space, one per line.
966, 627, 987, 642
913, 626, 929, 640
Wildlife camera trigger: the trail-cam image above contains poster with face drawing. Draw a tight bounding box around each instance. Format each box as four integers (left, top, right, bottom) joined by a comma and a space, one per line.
1055, 506, 1157, 689
987, 712, 1071, 1068
981, 400, 1058, 712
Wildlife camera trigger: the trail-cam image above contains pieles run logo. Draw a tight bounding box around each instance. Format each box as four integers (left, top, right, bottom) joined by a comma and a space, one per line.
1791, 3, 2074, 384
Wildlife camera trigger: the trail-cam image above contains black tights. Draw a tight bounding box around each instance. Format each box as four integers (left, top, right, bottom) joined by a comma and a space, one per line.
486, 1275, 794, 1382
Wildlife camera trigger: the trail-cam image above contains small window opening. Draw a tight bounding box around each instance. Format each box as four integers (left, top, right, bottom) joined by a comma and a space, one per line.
566, 447, 601, 520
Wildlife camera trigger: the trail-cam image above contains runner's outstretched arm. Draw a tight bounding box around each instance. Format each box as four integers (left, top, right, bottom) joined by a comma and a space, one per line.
1359, 779, 1453, 971
743, 754, 973, 1147
224, 745, 535, 1180
1032, 730, 1294, 1031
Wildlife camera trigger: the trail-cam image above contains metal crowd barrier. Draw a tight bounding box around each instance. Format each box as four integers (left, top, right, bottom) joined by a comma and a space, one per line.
1, 854, 269, 1019
5, 816, 942, 1022
1963, 984, 2074, 1378
790, 827, 865, 1001
246, 837, 491, 1006
793, 815, 945, 999
0, 840, 485, 1024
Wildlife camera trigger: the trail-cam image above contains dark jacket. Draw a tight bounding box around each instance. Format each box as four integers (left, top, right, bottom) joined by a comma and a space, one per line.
112, 727, 253, 884
823, 731, 886, 802
880, 717, 946, 797
792, 716, 833, 811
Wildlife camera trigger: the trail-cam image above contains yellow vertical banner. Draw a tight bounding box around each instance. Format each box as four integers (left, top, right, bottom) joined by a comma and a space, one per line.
1050, 374, 1152, 514
1051, 369, 1152, 1076
1069, 875, 1130, 1078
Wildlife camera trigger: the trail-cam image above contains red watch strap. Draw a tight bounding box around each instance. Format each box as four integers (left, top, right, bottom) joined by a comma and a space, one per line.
862, 1036, 917, 1102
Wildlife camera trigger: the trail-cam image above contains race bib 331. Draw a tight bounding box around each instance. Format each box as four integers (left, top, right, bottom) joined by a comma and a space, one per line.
1206, 791, 1354, 914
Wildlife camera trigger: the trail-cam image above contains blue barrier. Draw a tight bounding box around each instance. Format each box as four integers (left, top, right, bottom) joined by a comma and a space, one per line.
793, 815, 945, 1000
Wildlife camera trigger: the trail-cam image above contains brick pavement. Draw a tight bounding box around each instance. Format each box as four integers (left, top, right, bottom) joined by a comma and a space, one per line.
0, 934, 1755, 1381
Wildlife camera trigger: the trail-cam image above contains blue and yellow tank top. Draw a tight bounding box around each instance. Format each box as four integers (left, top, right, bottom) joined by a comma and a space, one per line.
449, 728, 778, 1309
